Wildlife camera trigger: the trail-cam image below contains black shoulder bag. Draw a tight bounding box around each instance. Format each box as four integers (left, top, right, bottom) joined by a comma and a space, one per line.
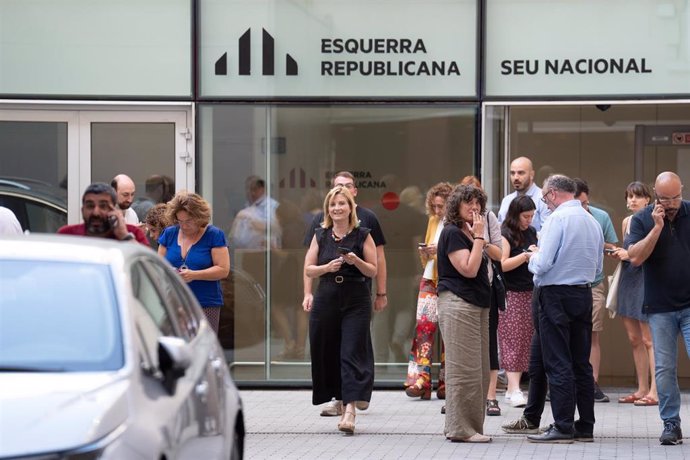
488, 213, 507, 311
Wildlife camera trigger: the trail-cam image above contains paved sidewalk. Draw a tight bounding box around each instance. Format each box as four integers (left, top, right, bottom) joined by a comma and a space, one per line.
241, 388, 690, 459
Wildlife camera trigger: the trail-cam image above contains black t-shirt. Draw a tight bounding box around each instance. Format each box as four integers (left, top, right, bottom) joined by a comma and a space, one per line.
436, 223, 490, 308
303, 206, 386, 247
314, 226, 371, 278
501, 226, 538, 292
626, 201, 690, 314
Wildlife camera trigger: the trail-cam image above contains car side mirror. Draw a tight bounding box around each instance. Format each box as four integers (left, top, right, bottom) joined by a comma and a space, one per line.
158, 336, 192, 395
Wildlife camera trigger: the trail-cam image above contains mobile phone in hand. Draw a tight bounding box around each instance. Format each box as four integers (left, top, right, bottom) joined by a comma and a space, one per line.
337, 246, 350, 255
604, 248, 616, 254
418, 243, 427, 248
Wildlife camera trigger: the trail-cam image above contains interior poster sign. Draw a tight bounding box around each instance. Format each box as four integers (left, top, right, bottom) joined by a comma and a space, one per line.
200, 0, 477, 98
485, 0, 690, 97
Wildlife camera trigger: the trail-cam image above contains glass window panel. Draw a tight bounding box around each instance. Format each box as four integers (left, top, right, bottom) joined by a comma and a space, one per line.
0, 121, 68, 233
200, 104, 477, 382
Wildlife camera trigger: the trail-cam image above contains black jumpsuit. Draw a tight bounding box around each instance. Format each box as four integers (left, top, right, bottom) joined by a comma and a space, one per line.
309, 226, 374, 405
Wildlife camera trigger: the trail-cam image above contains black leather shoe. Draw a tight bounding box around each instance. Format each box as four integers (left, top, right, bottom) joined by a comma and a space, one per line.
574, 431, 594, 442
527, 425, 574, 444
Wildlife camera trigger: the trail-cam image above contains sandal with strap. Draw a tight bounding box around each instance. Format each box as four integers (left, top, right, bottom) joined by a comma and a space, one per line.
618, 393, 643, 404
486, 399, 501, 416
338, 409, 356, 434
633, 396, 659, 406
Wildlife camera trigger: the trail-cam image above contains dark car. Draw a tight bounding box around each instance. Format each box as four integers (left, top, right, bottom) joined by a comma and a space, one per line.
0, 177, 67, 233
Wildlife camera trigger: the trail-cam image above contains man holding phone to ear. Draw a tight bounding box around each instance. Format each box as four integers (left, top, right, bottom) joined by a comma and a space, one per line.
58, 182, 148, 245
627, 171, 690, 446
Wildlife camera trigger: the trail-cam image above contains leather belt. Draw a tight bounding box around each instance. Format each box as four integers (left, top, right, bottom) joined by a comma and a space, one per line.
573, 283, 592, 288
322, 275, 366, 284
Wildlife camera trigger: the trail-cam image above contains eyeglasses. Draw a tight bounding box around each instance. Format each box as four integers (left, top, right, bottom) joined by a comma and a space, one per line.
177, 217, 196, 226
336, 183, 355, 190
656, 194, 682, 205
540, 189, 553, 204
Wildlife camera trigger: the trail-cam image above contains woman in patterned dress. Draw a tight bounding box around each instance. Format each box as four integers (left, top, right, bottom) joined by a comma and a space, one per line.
498, 195, 538, 407
405, 182, 453, 400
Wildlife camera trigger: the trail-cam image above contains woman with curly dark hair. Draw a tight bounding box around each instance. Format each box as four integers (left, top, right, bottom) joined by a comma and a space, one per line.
404, 181, 453, 400
437, 184, 492, 443
498, 195, 538, 408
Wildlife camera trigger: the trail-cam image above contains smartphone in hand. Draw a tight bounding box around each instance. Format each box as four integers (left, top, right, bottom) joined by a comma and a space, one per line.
337, 246, 351, 255
604, 248, 616, 255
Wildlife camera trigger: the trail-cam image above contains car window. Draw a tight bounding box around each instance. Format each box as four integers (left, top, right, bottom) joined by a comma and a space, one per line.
0, 260, 123, 371
25, 201, 66, 233
130, 262, 177, 337
143, 258, 201, 340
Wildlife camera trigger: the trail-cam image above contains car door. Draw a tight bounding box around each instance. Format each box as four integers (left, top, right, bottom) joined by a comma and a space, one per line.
130, 259, 218, 459
140, 257, 228, 457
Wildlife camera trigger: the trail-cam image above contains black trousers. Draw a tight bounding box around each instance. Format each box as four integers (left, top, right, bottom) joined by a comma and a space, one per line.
523, 287, 548, 426
309, 279, 374, 405
489, 295, 499, 370
538, 285, 595, 434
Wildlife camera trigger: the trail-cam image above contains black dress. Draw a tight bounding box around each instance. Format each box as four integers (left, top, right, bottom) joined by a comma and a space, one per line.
309, 226, 374, 405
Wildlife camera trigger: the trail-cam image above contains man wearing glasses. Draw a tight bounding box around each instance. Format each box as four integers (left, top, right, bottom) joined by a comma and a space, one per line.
628, 171, 690, 446
524, 175, 604, 444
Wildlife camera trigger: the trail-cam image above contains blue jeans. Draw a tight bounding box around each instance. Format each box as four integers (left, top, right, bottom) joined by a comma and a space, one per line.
648, 308, 690, 425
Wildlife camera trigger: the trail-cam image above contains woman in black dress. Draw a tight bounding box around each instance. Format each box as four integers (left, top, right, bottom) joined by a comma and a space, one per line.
304, 186, 377, 434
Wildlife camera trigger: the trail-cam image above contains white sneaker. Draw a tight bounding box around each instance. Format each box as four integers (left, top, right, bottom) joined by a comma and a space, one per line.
509, 390, 527, 408
320, 400, 343, 417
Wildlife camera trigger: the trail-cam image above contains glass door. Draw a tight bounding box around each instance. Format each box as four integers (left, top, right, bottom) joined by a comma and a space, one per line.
79, 110, 193, 224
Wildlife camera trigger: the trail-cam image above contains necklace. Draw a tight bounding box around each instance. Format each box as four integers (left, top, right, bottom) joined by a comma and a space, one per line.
331, 227, 351, 242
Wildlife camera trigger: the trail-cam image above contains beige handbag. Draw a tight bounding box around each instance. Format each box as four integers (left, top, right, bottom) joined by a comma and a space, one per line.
606, 262, 622, 319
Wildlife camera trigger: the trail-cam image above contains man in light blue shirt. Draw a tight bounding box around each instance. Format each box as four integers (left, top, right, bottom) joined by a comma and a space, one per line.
498, 157, 551, 231
574, 178, 618, 404
525, 175, 604, 444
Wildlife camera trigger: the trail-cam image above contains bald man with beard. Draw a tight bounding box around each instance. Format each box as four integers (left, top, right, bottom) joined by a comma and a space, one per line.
111, 174, 140, 225
498, 157, 551, 232
628, 172, 690, 446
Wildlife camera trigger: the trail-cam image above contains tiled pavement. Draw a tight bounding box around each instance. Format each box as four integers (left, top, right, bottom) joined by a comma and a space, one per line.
241, 388, 690, 459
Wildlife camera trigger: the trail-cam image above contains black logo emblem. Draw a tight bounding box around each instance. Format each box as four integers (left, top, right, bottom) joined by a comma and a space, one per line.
215, 28, 298, 76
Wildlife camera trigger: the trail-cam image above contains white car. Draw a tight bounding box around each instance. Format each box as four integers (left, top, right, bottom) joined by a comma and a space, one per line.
0, 235, 244, 459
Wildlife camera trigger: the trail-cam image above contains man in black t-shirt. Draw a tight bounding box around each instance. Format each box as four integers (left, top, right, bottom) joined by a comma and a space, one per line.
302, 171, 387, 417
627, 171, 690, 446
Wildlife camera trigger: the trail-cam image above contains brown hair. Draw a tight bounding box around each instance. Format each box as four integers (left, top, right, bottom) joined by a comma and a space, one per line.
166, 191, 212, 227
425, 182, 454, 216
445, 184, 487, 227
321, 186, 358, 230
459, 175, 482, 189
145, 203, 171, 232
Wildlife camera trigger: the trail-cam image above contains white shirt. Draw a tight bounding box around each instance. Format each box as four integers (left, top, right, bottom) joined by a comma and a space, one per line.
0, 206, 23, 235
121, 207, 140, 225
497, 182, 551, 231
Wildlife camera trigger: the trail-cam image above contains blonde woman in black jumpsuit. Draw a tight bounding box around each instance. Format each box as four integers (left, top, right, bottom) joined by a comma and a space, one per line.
304, 186, 377, 434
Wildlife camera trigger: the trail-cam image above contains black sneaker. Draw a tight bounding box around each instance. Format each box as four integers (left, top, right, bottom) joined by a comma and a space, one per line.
660, 421, 683, 445
593, 383, 610, 403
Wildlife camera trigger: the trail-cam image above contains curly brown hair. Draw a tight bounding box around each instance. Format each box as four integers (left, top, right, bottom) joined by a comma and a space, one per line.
145, 203, 171, 232
425, 182, 454, 216
166, 191, 211, 227
445, 184, 487, 227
